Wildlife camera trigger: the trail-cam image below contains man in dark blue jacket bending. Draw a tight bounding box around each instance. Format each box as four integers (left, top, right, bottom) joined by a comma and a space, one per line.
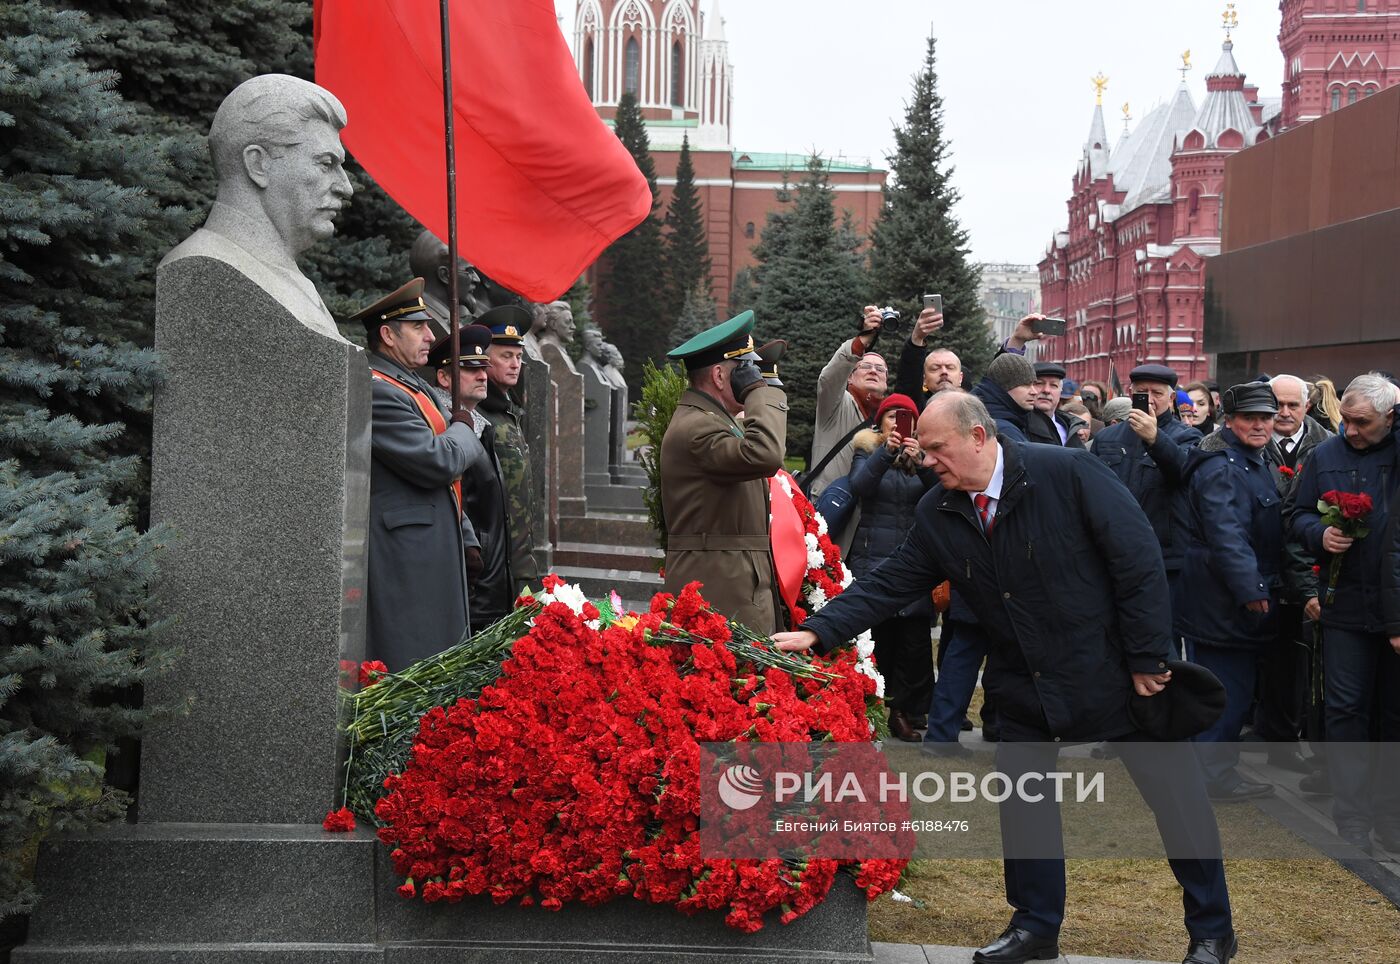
775, 392, 1234, 964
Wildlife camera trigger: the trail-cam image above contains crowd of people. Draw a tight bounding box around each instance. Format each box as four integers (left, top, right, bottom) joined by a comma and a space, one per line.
353, 279, 1397, 964
651, 302, 1397, 964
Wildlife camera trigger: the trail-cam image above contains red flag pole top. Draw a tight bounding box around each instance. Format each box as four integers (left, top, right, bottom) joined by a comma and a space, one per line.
314, 0, 651, 303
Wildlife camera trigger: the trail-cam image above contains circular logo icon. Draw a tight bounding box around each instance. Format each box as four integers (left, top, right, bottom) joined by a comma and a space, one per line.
717, 764, 765, 811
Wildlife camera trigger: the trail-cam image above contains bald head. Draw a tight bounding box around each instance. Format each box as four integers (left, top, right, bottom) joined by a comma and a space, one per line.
924, 348, 962, 393
917, 392, 1000, 492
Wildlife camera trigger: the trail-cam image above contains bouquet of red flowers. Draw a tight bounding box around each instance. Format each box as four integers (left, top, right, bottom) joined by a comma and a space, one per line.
1317, 489, 1374, 605
369, 579, 904, 932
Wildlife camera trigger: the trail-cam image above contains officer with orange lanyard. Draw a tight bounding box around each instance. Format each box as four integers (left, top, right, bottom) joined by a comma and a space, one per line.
351, 279, 483, 671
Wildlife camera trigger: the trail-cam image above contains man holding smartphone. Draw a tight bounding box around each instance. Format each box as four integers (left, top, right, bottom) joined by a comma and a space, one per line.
894, 297, 957, 410
1092, 364, 1203, 587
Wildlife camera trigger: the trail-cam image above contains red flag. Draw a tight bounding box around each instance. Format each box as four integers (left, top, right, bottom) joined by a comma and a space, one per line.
314, 0, 650, 301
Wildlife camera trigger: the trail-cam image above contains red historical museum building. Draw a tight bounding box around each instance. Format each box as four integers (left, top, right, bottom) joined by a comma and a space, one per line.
571, 0, 886, 311
1038, 0, 1400, 385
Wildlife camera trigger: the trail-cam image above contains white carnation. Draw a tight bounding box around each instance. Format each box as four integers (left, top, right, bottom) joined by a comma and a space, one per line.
777, 473, 794, 497
854, 631, 875, 659
815, 513, 829, 536
805, 586, 828, 611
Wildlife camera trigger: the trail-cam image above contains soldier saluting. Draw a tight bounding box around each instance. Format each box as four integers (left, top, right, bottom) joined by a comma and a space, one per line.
352, 279, 483, 670
660, 311, 788, 633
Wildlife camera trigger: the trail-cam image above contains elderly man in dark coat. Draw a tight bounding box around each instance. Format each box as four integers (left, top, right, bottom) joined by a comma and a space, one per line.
1288, 373, 1400, 856
353, 280, 483, 671
1176, 384, 1286, 802
660, 310, 787, 633
1093, 364, 1203, 583
775, 392, 1235, 964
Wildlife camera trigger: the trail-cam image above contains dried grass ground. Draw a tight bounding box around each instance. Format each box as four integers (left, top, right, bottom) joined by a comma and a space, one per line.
868, 855, 1399, 963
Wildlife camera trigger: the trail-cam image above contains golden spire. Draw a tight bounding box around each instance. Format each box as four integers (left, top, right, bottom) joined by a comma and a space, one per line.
1222, 3, 1238, 41
1092, 72, 1109, 105
1179, 49, 1192, 82
1121, 101, 1131, 134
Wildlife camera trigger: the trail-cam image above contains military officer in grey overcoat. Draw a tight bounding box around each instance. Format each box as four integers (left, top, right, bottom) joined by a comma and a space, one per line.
660, 311, 788, 633
352, 279, 483, 671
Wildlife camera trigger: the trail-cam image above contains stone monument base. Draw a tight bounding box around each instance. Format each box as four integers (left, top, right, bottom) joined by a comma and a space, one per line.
19, 825, 873, 963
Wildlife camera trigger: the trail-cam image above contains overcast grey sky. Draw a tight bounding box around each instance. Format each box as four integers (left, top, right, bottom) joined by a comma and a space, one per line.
553, 1, 1282, 266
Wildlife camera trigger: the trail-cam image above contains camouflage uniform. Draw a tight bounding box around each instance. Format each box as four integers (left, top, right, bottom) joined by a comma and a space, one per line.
480, 380, 540, 594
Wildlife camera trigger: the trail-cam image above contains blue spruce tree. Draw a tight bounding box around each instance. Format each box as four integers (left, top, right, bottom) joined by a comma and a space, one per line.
0, 3, 171, 917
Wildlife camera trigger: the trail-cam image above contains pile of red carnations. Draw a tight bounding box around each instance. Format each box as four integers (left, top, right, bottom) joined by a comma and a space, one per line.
372, 577, 905, 932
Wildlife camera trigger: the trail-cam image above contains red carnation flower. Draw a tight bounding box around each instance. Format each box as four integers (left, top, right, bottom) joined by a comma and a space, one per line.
322, 807, 356, 832
1277, 465, 1294, 478
359, 660, 389, 688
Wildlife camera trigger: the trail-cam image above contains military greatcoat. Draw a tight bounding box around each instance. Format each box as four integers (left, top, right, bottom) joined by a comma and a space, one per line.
367, 353, 482, 670
660, 385, 788, 633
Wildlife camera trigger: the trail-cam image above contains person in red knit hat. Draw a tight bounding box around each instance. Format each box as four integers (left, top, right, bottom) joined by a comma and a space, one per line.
845, 393, 939, 741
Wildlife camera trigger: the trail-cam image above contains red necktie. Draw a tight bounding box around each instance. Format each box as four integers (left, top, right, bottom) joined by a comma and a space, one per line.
974, 493, 995, 533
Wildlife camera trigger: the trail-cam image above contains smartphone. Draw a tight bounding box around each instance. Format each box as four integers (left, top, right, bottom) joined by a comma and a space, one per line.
1031, 316, 1068, 336
893, 409, 914, 438
923, 294, 942, 313
1131, 392, 1151, 413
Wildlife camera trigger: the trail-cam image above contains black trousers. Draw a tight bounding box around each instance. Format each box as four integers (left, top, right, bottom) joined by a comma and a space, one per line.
1253, 602, 1310, 742
996, 720, 1233, 940
872, 614, 935, 716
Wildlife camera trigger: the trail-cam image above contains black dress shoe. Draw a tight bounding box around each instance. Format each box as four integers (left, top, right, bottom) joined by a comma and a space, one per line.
888, 710, 923, 743
981, 726, 1001, 743
1207, 780, 1274, 802
1266, 748, 1312, 774
921, 740, 973, 760
960, 716, 975, 731
1298, 769, 1331, 795
909, 714, 928, 729
973, 925, 1059, 963
1183, 932, 1237, 963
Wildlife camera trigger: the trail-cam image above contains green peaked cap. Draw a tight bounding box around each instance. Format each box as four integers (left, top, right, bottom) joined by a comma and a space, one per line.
666, 309, 758, 371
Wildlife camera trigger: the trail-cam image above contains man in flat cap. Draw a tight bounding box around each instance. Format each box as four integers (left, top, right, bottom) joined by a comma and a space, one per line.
660, 310, 788, 632
352, 279, 483, 670
1176, 383, 1285, 802
1093, 364, 1203, 588
1029, 362, 1086, 450
478, 305, 542, 597
426, 324, 516, 631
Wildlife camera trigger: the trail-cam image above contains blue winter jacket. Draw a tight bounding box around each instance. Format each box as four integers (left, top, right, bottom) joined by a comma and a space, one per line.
846, 433, 938, 618
1092, 411, 1202, 572
1174, 429, 1284, 648
806, 441, 1174, 742
1287, 423, 1398, 633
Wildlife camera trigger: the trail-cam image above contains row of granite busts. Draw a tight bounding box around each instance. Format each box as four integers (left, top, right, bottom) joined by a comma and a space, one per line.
406, 226, 623, 382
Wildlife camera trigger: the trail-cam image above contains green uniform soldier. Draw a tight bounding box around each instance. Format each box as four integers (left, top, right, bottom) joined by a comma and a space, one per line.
660, 310, 788, 633
479, 305, 541, 596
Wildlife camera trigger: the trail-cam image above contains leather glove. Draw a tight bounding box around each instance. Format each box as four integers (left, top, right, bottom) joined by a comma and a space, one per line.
465, 546, 484, 580
729, 360, 764, 401
756, 339, 786, 388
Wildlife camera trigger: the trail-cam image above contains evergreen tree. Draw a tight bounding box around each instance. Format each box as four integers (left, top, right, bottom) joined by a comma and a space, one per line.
670, 285, 719, 345
593, 94, 667, 390
727, 267, 756, 317
868, 36, 994, 377
73, 0, 421, 327
0, 3, 170, 915
752, 157, 869, 459
662, 135, 710, 320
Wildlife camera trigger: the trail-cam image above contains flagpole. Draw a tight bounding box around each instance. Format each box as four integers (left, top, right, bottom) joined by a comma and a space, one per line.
439, 0, 461, 414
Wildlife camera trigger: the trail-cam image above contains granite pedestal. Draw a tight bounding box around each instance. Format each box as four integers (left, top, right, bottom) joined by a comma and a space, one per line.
581, 359, 614, 488
539, 342, 586, 529
519, 351, 554, 574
